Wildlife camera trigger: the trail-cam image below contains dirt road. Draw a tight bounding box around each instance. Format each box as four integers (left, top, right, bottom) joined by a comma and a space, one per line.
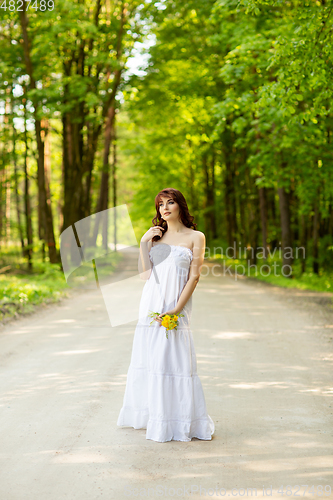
0, 253, 332, 499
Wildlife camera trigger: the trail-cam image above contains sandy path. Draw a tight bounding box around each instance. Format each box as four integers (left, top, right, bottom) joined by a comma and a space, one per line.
0, 254, 332, 499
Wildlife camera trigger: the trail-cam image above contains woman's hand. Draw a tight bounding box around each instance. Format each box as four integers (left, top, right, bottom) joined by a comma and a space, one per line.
141, 226, 165, 243
154, 309, 177, 324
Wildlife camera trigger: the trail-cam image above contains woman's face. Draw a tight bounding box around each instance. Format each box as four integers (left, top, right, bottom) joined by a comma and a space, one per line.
158, 196, 180, 222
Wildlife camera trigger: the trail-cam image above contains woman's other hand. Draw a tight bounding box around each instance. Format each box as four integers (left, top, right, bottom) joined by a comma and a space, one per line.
141, 226, 165, 243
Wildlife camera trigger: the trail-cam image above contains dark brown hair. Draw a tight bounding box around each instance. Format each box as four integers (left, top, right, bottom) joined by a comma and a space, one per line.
151, 188, 197, 242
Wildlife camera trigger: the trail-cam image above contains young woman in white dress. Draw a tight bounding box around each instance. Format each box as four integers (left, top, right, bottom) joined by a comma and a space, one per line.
117, 187, 215, 442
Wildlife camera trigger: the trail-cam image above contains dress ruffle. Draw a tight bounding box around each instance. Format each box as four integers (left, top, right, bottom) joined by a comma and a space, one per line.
117, 355, 215, 442
146, 415, 215, 443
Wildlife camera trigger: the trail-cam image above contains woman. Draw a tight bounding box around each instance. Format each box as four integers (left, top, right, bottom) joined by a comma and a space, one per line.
117, 187, 215, 442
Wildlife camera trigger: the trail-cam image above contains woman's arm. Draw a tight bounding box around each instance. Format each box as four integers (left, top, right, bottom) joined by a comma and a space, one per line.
155, 232, 206, 320
173, 232, 205, 313
138, 226, 165, 280
138, 239, 153, 281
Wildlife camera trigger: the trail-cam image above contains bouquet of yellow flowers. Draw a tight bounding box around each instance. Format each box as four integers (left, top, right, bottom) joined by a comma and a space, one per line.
148, 311, 184, 339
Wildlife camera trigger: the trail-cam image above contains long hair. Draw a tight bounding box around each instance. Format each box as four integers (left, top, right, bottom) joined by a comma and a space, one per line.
151, 188, 197, 242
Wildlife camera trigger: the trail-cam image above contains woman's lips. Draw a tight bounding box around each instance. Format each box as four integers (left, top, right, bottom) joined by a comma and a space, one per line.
164, 212, 171, 216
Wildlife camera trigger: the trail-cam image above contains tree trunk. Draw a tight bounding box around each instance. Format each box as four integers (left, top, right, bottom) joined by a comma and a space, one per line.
244, 169, 259, 264
23, 93, 33, 270
13, 133, 25, 255
19, 7, 58, 263
111, 114, 117, 251
3, 88, 11, 246
239, 192, 246, 250
300, 213, 306, 274
268, 188, 278, 251
202, 148, 217, 242
91, 106, 116, 249
312, 199, 320, 274
5, 167, 11, 244
328, 203, 333, 237
247, 191, 260, 265
238, 152, 248, 250
0, 170, 3, 247
259, 186, 268, 260
223, 129, 238, 249
289, 187, 297, 244
277, 186, 293, 273
211, 149, 217, 239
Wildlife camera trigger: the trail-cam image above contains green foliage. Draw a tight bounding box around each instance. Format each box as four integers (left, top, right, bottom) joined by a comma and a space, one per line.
208, 252, 333, 294
0, 262, 68, 321
1, 0, 333, 298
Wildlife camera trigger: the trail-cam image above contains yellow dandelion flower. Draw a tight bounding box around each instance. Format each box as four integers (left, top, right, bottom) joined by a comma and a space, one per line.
161, 318, 170, 328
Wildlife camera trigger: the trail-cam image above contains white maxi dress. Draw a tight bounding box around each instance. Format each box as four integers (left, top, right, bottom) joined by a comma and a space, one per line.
117, 243, 215, 442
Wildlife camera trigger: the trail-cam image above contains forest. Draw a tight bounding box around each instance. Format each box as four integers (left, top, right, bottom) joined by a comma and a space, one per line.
0, 0, 333, 317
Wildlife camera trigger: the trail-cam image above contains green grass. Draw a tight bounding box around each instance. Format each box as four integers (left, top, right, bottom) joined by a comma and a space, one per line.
0, 263, 69, 321
207, 253, 333, 295
0, 249, 123, 323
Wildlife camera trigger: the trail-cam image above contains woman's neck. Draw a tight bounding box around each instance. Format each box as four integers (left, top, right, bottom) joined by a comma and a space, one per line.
166, 219, 186, 233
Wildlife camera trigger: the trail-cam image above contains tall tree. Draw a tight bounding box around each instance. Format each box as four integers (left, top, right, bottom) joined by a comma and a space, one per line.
19, 5, 58, 263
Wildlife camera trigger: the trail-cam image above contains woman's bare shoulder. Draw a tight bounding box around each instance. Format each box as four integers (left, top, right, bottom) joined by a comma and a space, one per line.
191, 230, 205, 252
193, 230, 205, 242
186, 228, 205, 235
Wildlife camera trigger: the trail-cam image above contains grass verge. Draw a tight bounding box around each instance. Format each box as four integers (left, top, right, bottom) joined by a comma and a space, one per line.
207, 254, 333, 296
0, 251, 123, 325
